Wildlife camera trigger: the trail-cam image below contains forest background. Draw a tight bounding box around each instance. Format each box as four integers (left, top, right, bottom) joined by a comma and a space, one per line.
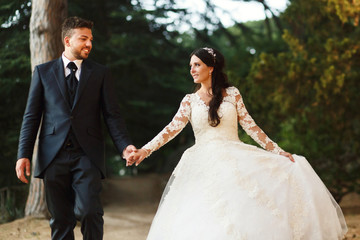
0, 0, 359, 224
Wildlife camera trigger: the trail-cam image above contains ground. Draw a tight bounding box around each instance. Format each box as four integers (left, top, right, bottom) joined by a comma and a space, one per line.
0, 174, 359, 240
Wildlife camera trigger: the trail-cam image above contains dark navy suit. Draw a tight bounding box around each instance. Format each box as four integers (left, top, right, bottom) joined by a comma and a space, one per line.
17, 57, 132, 239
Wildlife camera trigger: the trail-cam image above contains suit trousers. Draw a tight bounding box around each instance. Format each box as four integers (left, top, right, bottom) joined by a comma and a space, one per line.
43, 147, 104, 240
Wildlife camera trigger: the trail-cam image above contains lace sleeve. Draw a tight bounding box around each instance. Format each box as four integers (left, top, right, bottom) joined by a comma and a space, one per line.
234, 88, 284, 154
142, 94, 191, 157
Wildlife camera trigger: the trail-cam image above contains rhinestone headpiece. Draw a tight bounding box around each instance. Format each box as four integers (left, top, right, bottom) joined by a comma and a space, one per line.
203, 47, 216, 62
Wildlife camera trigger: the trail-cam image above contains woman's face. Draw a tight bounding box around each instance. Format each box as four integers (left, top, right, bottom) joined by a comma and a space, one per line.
189, 55, 213, 84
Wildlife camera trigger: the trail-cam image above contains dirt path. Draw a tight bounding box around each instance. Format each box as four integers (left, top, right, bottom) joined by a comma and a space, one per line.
0, 175, 359, 240
0, 203, 157, 240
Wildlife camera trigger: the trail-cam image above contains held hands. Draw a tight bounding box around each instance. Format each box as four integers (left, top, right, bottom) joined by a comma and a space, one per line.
15, 158, 31, 184
123, 145, 137, 160
126, 149, 148, 167
122, 145, 147, 167
123, 145, 138, 166
280, 151, 295, 162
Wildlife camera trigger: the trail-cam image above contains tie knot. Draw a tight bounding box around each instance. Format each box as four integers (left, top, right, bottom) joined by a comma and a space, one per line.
67, 62, 78, 72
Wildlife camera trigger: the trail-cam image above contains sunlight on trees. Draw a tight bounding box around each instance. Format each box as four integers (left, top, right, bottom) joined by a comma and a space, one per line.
0, 0, 359, 222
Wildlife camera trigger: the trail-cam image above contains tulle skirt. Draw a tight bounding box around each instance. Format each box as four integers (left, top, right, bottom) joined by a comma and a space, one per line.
146, 140, 347, 240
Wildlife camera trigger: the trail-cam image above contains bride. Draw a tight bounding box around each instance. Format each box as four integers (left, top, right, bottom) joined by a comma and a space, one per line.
127, 47, 348, 239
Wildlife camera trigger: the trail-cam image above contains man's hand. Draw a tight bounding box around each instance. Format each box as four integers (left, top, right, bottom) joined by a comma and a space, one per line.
123, 145, 137, 166
15, 158, 31, 184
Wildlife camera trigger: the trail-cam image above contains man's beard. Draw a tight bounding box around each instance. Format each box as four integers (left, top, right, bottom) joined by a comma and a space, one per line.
72, 48, 90, 60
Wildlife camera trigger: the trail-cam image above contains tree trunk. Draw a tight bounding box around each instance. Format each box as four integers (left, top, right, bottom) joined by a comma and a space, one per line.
25, 0, 67, 218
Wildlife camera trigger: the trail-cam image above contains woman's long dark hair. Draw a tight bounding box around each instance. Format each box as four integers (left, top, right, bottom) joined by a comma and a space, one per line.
190, 48, 230, 127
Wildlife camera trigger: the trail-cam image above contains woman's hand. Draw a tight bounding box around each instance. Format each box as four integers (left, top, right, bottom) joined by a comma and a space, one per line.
126, 148, 148, 166
280, 151, 295, 162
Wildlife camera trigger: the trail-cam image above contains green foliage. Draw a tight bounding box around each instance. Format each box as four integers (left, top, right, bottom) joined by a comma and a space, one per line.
245, 0, 360, 201
0, 186, 28, 223
1, 0, 359, 208
0, 0, 31, 187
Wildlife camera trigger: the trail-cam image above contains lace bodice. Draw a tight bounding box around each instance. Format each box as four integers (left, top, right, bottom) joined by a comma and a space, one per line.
142, 86, 284, 156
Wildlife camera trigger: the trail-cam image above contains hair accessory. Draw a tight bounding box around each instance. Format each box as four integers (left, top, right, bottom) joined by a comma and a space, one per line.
203, 47, 216, 62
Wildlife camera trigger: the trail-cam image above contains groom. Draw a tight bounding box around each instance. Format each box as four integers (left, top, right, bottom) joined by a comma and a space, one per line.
15, 16, 136, 239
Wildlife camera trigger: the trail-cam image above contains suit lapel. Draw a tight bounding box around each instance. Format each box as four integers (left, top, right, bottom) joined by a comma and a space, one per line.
72, 59, 93, 111
52, 58, 71, 109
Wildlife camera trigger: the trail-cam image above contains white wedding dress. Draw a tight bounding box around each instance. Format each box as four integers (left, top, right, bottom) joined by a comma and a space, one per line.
142, 86, 347, 240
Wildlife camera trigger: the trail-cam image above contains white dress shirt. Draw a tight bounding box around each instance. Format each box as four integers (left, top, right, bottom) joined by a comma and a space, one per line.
62, 53, 83, 81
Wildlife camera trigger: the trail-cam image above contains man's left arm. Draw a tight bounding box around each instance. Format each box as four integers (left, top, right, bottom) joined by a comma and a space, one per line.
101, 67, 134, 156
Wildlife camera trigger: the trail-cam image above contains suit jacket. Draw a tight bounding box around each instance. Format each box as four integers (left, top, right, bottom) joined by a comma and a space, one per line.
17, 57, 132, 178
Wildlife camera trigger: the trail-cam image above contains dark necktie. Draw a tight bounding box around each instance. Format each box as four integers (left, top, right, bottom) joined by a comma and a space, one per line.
66, 62, 78, 106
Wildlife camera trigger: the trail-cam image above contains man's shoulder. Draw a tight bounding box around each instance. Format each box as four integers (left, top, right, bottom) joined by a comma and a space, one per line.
83, 58, 108, 71
35, 58, 61, 71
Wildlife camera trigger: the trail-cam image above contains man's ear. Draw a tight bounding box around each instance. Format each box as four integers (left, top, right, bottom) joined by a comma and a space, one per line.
64, 36, 70, 47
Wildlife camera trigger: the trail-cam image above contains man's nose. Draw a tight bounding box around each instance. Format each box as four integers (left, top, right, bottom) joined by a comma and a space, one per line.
86, 40, 92, 48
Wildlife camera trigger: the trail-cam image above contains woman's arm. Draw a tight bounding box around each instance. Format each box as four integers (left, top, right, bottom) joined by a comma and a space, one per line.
234, 87, 294, 161
128, 94, 192, 166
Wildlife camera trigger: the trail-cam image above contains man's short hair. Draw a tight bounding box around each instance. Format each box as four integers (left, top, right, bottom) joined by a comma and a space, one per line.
61, 16, 93, 43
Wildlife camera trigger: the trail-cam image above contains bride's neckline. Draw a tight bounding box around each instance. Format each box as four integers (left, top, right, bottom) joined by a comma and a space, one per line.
194, 92, 210, 108
195, 88, 230, 107
195, 91, 212, 105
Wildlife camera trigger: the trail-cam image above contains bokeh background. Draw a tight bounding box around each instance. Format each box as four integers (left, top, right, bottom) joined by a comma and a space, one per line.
1, 0, 359, 226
